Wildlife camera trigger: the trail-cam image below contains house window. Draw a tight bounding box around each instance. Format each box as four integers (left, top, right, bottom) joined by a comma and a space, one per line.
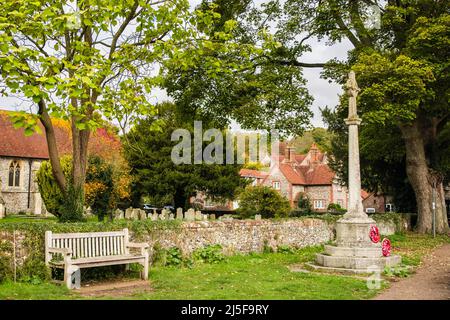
272, 181, 281, 190
8, 161, 21, 187
313, 200, 325, 209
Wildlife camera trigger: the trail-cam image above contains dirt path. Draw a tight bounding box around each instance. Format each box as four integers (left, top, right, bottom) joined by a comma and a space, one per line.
76, 279, 153, 298
374, 244, 450, 300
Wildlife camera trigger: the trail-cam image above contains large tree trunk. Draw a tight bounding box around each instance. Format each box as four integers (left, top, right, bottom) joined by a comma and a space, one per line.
400, 121, 449, 234
38, 100, 67, 193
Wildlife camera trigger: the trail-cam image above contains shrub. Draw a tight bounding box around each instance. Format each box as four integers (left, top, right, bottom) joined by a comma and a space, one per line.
237, 186, 291, 218
36, 156, 72, 217
327, 203, 347, 214
37, 155, 130, 221
85, 156, 114, 221
193, 245, 224, 264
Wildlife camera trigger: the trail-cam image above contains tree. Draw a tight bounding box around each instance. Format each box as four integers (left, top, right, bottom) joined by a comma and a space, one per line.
237, 185, 291, 218
163, 0, 314, 137
37, 154, 130, 221
123, 103, 246, 209
0, 0, 234, 221
224, 0, 449, 233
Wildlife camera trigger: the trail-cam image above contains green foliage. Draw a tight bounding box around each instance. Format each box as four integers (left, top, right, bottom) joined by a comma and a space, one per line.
0, 256, 13, 283
327, 203, 346, 214
165, 247, 184, 267
58, 184, 86, 223
37, 155, 122, 221
291, 192, 312, 216
124, 103, 246, 209
237, 186, 291, 219
383, 265, 410, 278
290, 128, 332, 154
192, 245, 225, 264
36, 156, 72, 217
276, 245, 295, 254
85, 156, 114, 221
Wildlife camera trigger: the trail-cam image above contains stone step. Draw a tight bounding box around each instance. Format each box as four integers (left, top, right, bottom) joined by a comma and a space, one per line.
316, 253, 401, 270
323, 245, 382, 258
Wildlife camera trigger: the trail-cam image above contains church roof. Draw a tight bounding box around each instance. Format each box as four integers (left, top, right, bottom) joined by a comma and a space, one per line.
0, 110, 120, 160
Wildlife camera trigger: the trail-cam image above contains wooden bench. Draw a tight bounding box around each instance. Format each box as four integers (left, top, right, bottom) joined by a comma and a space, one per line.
45, 228, 149, 289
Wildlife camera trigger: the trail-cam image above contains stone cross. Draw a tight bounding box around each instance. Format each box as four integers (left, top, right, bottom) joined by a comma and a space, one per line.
344, 71, 367, 220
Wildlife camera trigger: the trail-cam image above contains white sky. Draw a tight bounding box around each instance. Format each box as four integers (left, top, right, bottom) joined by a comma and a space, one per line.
0, 1, 353, 129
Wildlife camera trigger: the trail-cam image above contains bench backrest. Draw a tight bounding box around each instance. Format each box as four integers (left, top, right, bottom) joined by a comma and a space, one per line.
45, 228, 129, 260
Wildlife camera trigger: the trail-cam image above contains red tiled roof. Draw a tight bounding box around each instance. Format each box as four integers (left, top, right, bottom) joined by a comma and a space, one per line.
0, 110, 120, 160
301, 164, 335, 185
279, 163, 306, 184
0, 112, 71, 159
239, 168, 268, 178
269, 143, 336, 186
361, 190, 370, 200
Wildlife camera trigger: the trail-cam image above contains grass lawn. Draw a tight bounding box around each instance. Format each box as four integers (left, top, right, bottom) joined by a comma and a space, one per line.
0, 232, 448, 300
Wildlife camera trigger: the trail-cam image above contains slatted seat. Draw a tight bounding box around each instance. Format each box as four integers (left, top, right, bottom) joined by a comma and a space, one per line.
45, 229, 149, 289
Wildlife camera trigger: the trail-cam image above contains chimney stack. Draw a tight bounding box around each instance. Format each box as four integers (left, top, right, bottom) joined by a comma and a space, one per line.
288, 146, 296, 162
310, 143, 319, 164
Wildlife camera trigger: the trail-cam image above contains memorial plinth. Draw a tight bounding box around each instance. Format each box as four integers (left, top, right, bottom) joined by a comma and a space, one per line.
309, 71, 401, 274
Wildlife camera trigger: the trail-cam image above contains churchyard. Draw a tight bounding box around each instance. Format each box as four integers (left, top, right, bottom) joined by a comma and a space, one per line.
0, 213, 448, 300
0, 0, 449, 303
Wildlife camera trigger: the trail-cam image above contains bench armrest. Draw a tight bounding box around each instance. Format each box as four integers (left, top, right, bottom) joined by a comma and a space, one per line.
127, 242, 149, 256
48, 247, 72, 255
127, 243, 149, 249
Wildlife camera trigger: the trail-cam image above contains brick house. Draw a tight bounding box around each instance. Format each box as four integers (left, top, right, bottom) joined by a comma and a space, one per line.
259, 144, 350, 212
361, 190, 395, 213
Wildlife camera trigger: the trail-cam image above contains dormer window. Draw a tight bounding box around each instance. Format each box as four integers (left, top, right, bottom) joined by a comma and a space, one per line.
8, 161, 21, 187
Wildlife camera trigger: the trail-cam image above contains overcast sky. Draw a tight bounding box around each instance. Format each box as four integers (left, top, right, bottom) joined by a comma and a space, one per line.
0, 1, 353, 129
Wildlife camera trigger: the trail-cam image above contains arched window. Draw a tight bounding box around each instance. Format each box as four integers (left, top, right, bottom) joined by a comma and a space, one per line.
8, 161, 20, 187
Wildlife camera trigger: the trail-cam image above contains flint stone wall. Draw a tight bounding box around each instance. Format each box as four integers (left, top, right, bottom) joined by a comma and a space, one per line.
145, 218, 334, 256
0, 215, 410, 267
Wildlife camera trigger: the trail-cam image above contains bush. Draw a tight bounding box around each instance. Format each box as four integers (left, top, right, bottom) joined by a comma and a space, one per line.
327, 203, 346, 214
85, 156, 114, 221
193, 245, 224, 264
36, 156, 72, 217
37, 155, 130, 221
237, 186, 291, 218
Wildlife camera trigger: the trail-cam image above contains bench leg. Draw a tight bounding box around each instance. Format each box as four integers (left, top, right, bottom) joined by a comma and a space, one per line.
64, 264, 80, 289
141, 256, 149, 281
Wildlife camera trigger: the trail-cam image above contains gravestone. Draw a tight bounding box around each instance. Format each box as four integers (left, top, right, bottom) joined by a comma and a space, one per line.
85, 207, 93, 216
176, 208, 184, 220
169, 213, 175, 220
139, 209, 147, 220
209, 214, 216, 220
150, 213, 158, 221
158, 213, 165, 220
195, 210, 202, 221
114, 209, 124, 220
125, 207, 133, 219
311, 71, 401, 273
255, 214, 262, 220
185, 208, 195, 221
202, 214, 208, 221
131, 209, 140, 220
